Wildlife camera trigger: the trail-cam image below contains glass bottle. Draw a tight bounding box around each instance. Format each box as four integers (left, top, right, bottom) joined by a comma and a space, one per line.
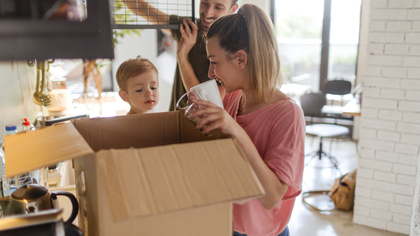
0, 124, 18, 197
21, 118, 48, 189
22, 118, 36, 131
0, 124, 48, 197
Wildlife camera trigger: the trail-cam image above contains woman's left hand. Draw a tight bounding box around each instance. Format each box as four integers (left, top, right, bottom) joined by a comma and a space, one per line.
190, 99, 241, 137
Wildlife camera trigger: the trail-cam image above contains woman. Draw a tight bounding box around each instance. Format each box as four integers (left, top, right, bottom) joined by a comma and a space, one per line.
190, 4, 305, 236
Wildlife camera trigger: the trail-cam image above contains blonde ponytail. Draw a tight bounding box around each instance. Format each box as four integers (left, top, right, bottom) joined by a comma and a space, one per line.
207, 4, 282, 102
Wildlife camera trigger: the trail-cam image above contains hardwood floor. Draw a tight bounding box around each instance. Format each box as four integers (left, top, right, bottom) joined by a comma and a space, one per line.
287, 136, 406, 236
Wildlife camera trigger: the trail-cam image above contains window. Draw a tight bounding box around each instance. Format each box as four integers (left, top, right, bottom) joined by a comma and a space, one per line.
273, 0, 361, 97
328, 0, 361, 80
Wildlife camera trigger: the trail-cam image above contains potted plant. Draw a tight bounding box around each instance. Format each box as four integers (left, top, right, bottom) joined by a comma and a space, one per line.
83, 0, 141, 99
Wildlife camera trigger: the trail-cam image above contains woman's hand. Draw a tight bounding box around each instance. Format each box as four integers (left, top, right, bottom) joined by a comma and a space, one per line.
177, 19, 198, 63
190, 99, 242, 137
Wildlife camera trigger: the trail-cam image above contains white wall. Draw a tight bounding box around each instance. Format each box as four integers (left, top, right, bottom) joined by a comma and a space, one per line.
0, 62, 41, 138
112, 29, 176, 112
240, 0, 270, 13
354, 0, 420, 234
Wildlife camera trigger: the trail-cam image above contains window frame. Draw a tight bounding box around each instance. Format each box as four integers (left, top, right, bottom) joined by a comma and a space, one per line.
272, 0, 360, 94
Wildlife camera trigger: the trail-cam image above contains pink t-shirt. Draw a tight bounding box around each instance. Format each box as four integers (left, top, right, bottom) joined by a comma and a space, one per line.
224, 90, 305, 236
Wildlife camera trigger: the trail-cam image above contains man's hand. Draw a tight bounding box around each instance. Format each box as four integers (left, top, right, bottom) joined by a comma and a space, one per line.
176, 19, 201, 91
177, 19, 198, 63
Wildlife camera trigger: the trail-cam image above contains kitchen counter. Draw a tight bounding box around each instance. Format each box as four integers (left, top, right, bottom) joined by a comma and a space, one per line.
71, 92, 130, 118
45, 92, 130, 119
39, 92, 131, 193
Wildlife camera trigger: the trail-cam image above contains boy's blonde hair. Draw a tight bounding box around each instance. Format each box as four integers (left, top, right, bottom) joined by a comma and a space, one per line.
116, 56, 158, 92
206, 4, 282, 103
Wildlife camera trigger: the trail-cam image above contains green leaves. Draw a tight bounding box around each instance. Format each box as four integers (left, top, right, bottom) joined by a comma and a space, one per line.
113, 29, 142, 48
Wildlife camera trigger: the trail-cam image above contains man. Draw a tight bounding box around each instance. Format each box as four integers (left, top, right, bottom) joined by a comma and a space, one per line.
125, 0, 239, 110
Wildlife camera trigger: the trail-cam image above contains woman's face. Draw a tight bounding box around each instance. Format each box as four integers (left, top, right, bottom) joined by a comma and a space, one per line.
206, 37, 244, 94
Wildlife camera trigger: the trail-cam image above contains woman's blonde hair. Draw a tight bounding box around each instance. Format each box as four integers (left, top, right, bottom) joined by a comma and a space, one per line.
116, 56, 158, 91
206, 4, 282, 102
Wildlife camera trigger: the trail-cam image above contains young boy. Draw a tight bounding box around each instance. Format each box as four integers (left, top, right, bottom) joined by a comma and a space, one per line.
116, 56, 159, 115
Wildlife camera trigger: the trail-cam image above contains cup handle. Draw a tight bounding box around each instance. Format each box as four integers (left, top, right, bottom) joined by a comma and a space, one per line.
176, 92, 191, 111
51, 191, 79, 224
176, 90, 206, 110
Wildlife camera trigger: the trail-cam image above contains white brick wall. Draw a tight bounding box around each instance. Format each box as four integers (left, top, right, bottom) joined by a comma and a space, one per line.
370, 21, 386, 31
389, 0, 416, 8
408, 68, 420, 78
386, 21, 412, 32
355, 0, 420, 235
414, 22, 420, 31
385, 44, 410, 55
410, 45, 420, 55
399, 154, 418, 165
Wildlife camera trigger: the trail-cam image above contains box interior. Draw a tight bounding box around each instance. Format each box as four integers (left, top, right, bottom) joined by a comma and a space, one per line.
4, 111, 264, 236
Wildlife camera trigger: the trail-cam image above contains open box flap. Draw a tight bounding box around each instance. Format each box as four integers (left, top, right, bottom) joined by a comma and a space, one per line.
72, 112, 180, 152
96, 139, 265, 222
4, 123, 94, 178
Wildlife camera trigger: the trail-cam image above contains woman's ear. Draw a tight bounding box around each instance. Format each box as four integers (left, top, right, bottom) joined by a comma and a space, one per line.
119, 90, 129, 102
235, 50, 248, 69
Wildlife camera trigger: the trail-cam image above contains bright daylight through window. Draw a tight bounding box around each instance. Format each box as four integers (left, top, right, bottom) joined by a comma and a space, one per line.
275, 0, 362, 98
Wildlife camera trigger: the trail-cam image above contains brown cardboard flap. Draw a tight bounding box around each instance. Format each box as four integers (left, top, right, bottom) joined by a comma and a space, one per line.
72, 112, 180, 152
4, 123, 94, 178
96, 139, 264, 222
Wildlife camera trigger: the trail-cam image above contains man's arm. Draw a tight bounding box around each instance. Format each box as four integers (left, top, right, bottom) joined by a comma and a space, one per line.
177, 19, 201, 91
125, 2, 202, 92
125, 0, 170, 34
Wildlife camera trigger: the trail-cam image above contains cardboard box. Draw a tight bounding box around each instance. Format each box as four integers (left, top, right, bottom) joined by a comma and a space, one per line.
5, 111, 264, 236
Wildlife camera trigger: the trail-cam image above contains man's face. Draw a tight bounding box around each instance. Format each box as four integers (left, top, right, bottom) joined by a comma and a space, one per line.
199, 0, 238, 35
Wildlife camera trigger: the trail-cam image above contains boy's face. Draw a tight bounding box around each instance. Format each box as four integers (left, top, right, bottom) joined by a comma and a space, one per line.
199, 0, 238, 35
119, 71, 159, 114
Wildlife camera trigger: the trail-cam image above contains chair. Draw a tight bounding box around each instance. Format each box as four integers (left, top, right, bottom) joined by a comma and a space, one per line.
321, 78, 353, 121
300, 92, 350, 169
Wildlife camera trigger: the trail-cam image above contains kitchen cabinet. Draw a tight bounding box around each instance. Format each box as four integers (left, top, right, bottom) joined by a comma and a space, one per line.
0, 0, 114, 60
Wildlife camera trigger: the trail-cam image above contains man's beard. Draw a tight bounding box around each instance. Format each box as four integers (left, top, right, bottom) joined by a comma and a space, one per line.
200, 14, 216, 33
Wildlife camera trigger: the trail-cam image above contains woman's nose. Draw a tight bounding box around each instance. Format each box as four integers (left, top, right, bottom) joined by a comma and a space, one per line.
208, 64, 215, 78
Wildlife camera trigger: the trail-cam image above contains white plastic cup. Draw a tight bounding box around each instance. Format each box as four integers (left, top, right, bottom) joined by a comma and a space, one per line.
176, 80, 223, 137
190, 80, 223, 109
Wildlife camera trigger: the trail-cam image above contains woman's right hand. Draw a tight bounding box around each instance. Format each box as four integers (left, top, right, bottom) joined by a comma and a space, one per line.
190, 99, 243, 138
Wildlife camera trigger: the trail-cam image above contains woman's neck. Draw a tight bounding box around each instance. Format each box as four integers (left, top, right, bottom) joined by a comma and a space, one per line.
238, 90, 262, 114
238, 89, 285, 115
239, 92, 258, 110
